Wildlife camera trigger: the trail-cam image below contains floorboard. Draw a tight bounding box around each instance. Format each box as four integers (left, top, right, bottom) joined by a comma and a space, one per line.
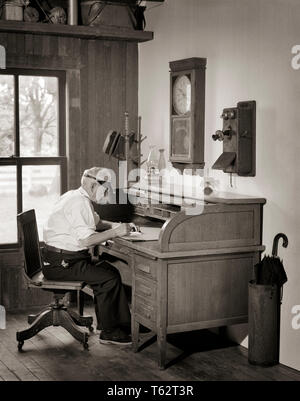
0, 306, 298, 382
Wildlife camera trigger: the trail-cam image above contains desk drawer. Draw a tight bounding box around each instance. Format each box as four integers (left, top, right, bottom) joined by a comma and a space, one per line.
135, 295, 156, 323
99, 243, 131, 264
135, 277, 156, 304
134, 255, 157, 281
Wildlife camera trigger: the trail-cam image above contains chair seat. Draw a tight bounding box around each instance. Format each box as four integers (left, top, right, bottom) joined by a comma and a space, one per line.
28, 271, 85, 291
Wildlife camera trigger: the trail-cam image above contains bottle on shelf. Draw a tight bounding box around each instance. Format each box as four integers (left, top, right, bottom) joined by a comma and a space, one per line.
158, 148, 166, 174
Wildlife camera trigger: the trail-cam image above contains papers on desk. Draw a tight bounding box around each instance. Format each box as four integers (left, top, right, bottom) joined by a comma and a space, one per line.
122, 227, 161, 242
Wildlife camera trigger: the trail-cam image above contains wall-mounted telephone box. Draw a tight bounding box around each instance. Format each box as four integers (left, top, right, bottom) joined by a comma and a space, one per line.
212, 100, 256, 176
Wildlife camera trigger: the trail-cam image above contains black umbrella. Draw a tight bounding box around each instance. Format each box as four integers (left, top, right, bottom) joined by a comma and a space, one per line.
255, 233, 288, 295
249, 233, 289, 366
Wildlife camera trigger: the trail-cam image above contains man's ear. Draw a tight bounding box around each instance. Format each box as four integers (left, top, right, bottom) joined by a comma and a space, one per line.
91, 183, 98, 192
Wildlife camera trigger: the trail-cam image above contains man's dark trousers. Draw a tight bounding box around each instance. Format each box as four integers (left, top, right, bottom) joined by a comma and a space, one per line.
42, 248, 131, 331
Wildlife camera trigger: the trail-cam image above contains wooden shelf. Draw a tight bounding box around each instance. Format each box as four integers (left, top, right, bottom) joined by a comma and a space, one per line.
0, 20, 153, 42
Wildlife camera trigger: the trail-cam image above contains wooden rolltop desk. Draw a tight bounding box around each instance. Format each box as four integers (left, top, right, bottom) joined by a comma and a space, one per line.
98, 183, 266, 369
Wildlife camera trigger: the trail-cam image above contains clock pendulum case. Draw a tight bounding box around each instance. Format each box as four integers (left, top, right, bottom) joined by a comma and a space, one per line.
169, 57, 207, 172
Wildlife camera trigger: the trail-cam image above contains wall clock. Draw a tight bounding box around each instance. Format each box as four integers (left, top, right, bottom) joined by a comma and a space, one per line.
169, 57, 206, 171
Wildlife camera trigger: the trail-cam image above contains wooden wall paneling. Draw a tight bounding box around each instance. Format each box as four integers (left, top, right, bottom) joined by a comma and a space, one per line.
42, 35, 51, 56
111, 41, 126, 135
4, 33, 82, 70
101, 41, 117, 175
49, 35, 58, 57
125, 42, 138, 175
120, 41, 127, 117
58, 36, 67, 57
67, 68, 82, 189
111, 41, 127, 184
0, 251, 51, 311
94, 40, 106, 169
33, 34, 43, 56
77, 39, 88, 187
24, 34, 34, 56
7, 53, 82, 71
61, 37, 82, 189
0, 252, 19, 308
57, 36, 79, 59
125, 42, 138, 129
91, 40, 104, 170
1, 266, 51, 311
99, 40, 121, 180
2, 266, 20, 310
70, 38, 81, 61
87, 40, 97, 169
120, 41, 130, 184
16, 33, 25, 56
6, 32, 16, 53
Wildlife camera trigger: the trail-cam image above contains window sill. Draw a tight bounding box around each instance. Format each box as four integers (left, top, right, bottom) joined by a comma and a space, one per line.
0, 246, 20, 253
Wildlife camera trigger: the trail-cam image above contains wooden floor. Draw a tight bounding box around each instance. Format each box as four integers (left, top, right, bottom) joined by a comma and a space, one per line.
0, 305, 299, 382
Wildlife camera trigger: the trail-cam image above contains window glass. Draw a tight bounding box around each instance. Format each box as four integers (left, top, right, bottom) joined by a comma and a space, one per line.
22, 165, 61, 240
0, 166, 17, 243
0, 71, 65, 247
0, 75, 14, 157
19, 76, 59, 157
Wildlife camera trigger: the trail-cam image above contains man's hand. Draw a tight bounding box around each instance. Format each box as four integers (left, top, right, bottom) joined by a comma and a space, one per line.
79, 223, 131, 248
113, 223, 131, 238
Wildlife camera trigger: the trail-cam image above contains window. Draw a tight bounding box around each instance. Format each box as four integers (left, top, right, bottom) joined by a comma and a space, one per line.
0, 69, 67, 247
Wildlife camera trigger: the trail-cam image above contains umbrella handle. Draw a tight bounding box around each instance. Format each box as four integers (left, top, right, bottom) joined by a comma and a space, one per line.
272, 233, 288, 257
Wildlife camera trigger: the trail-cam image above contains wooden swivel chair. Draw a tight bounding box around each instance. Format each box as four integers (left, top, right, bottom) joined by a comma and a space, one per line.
16, 209, 93, 351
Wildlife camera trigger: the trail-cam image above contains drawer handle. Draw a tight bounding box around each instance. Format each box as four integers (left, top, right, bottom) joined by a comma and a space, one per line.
136, 264, 150, 274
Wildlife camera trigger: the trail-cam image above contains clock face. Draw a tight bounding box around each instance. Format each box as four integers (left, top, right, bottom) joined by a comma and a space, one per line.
173, 75, 191, 115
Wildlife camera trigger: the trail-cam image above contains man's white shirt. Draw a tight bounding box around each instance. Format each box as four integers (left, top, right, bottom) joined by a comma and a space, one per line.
43, 187, 100, 251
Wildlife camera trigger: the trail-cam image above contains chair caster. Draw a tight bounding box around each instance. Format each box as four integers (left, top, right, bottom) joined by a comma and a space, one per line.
18, 341, 24, 351
88, 325, 94, 333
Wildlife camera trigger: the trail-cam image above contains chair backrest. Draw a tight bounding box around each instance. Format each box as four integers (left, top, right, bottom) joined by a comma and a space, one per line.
17, 209, 43, 279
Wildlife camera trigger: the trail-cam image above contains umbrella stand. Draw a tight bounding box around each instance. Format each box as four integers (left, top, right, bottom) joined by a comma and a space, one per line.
248, 233, 288, 366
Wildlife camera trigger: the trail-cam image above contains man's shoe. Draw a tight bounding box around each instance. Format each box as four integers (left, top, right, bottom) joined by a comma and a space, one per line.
99, 328, 132, 345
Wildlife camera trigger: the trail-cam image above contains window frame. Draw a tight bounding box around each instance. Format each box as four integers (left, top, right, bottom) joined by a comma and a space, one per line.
0, 68, 67, 250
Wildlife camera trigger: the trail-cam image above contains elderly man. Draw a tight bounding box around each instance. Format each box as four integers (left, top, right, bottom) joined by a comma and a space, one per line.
43, 167, 132, 345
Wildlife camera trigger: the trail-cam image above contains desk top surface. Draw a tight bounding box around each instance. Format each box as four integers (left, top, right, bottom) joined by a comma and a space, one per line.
112, 237, 265, 259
